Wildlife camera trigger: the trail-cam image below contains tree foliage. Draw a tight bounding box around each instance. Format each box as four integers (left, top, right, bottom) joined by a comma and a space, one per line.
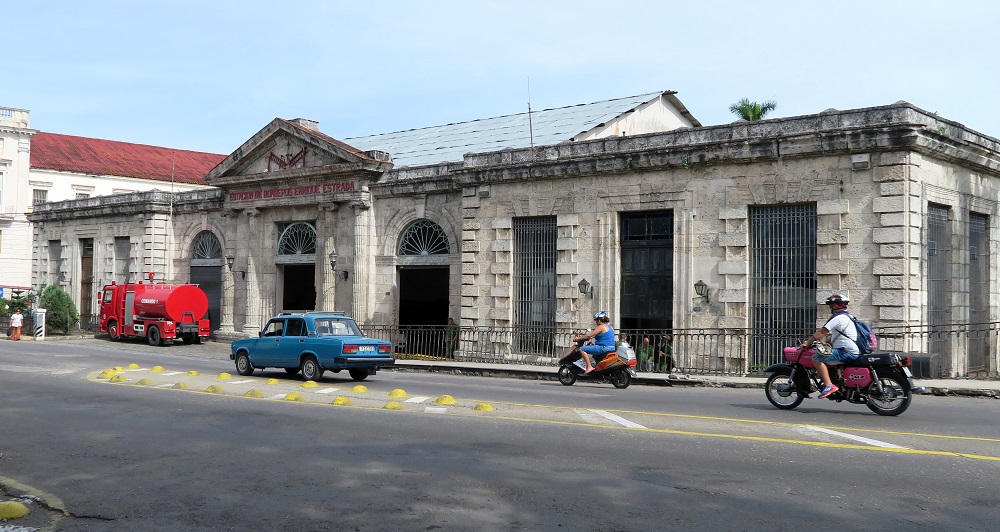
728, 98, 777, 121
41, 284, 79, 335
8, 289, 36, 314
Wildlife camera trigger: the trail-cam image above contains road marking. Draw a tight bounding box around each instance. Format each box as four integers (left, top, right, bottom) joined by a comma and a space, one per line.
405, 396, 431, 403
156, 383, 175, 388
269, 394, 286, 399
161, 372, 183, 376
230, 380, 254, 385
424, 407, 447, 414
315, 388, 339, 394
589, 409, 646, 429
801, 425, 908, 449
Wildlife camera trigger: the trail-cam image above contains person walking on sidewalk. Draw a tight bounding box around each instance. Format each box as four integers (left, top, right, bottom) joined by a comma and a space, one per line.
800, 294, 860, 398
10, 309, 24, 341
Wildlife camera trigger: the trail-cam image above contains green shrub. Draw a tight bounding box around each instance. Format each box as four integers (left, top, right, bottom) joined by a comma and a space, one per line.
41, 285, 79, 335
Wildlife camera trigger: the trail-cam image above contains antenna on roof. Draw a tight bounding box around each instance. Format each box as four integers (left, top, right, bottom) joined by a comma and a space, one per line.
527, 76, 535, 162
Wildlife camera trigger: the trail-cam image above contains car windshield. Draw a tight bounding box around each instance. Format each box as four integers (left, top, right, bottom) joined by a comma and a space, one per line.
314, 318, 361, 336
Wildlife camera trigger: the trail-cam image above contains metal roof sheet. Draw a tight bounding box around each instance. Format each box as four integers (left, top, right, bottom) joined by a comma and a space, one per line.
345, 91, 664, 167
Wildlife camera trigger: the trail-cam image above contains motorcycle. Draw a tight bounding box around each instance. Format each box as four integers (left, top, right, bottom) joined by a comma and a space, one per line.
557, 341, 636, 389
763, 343, 923, 416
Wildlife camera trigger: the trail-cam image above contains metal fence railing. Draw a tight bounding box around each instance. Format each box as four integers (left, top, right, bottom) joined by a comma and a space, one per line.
359, 322, 1000, 379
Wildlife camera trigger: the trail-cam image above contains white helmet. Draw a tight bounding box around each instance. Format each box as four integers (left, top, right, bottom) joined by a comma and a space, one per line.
593, 310, 608, 320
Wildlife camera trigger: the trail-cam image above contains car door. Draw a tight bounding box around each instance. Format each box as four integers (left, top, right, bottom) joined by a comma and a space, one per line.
276, 318, 309, 367
253, 319, 286, 366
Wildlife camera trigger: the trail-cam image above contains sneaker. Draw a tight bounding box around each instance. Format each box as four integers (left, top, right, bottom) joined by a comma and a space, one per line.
818, 384, 839, 399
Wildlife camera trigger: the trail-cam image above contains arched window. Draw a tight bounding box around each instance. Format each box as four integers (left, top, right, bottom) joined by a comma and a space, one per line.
398, 219, 449, 256
191, 231, 223, 266
276, 222, 317, 264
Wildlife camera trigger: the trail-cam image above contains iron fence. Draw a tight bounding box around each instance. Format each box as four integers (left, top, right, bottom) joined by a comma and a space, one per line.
358, 322, 1000, 379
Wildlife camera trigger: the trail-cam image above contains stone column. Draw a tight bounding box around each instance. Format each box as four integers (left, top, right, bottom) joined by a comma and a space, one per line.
242, 208, 262, 335
319, 204, 339, 310
218, 210, 237, 334
351, 200, 373, 321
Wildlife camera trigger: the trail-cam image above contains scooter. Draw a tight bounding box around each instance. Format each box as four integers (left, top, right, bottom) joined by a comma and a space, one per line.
557, 342, 636, 389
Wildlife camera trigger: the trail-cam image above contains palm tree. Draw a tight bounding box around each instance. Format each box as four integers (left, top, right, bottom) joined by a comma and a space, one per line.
728, 98, 777, 121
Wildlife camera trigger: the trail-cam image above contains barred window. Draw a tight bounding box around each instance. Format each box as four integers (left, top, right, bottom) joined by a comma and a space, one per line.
115, 237, 131, 281
33, 189, 48, 205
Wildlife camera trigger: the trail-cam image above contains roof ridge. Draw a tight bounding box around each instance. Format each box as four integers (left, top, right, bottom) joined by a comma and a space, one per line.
345, 91, 666, 140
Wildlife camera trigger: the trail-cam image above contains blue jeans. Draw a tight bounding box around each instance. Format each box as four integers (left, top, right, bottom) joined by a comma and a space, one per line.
581, 345, 615, 356
813, 347, 859, 366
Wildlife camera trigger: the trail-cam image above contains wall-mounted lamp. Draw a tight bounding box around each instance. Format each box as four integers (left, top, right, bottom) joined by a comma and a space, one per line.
694, 279, 709, 301
226, 255, 245, 280
329, 251, 349, 281
577, 278, 592, 296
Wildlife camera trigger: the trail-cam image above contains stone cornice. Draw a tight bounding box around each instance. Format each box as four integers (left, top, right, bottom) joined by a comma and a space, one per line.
207, 161, 391, 187
27, 189, 224, 222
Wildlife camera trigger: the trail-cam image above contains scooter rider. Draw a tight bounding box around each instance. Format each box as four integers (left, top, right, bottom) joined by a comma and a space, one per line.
800, 294, 860, 398
574, 310, 616, 374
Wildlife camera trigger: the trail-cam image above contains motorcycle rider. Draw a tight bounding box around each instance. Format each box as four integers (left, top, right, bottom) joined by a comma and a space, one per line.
800, 294, 860, 398
573, 310, 616, 374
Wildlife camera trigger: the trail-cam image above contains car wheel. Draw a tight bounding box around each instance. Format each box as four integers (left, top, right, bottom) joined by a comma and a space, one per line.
108, 321, 121, 342
235, 352, 254, 376
147, 326, 163, 347
302, 356, 324, 381
285, 367, 301, 376
349, 368, 369, 381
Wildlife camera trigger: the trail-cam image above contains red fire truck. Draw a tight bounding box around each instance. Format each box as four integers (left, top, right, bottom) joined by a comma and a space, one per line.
98, 273, 211, 346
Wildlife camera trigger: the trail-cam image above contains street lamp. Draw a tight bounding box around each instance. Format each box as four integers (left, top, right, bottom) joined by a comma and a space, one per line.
577, 278, 592, 296
694, 279, 709, 301
329, 251, 348, 280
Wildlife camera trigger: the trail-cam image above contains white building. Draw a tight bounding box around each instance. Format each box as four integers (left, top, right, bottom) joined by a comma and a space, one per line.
0, 105, 221, 294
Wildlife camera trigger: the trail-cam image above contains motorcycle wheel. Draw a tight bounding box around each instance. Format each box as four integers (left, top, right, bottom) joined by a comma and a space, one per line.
557, 365, 576, 386
866, 374, 912, 416
610, 368, 631, 389
765, 372, 804, 410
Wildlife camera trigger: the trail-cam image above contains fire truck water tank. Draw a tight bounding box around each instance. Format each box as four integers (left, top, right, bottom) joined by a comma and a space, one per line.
131, 284, 209, 323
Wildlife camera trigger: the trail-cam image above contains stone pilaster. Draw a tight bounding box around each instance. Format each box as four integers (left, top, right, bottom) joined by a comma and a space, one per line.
242, 208, 262, 335
351, 200, 373, 321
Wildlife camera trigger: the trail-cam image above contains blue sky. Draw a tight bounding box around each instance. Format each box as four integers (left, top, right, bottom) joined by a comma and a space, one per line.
7, 0, 1000, 155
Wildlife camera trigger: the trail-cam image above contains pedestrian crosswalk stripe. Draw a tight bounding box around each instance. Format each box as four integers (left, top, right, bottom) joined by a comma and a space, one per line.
315, 388, 339, 394
424, 407, 447, 413
589, 409, 646, 429
405, 396, 430, 403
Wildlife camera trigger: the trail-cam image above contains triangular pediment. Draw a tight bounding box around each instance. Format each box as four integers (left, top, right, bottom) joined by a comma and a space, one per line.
205, 118, 390, 184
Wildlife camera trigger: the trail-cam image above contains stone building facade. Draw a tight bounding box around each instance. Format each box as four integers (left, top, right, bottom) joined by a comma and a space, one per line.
28, 100, 1000, 377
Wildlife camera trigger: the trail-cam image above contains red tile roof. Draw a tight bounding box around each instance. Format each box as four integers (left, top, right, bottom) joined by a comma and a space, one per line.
30, 132, 225, 185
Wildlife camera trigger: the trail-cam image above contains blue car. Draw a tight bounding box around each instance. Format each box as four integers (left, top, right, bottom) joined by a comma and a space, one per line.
230, 312, 394, 381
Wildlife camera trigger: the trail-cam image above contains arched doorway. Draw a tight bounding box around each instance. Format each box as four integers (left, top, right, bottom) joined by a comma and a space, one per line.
276, 221, 317, 312
190, 231, 223, 334
397, 219, 450, 355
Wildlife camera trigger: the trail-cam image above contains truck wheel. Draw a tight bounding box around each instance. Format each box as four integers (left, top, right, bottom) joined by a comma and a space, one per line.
147, 326, 163, 347
301, 356, 324, 381
235, 352, 254, 376
348, 369, 369, 381
108, 321, 121, 342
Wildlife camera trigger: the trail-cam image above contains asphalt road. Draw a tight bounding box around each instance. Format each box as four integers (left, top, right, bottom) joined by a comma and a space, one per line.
2, 339, 999, 531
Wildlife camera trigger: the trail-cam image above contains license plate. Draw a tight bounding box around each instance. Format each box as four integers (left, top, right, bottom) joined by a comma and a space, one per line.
358, 345, 375, 352
902, 367, 912, 377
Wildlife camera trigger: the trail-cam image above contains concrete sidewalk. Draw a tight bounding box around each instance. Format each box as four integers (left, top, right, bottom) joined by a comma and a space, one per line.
392, 358, 1000, 399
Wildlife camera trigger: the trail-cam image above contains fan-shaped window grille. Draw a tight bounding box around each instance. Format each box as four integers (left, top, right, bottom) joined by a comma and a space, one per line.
276, 222, 317, 264
398, 219, 449, 256
191, 231, 223, 266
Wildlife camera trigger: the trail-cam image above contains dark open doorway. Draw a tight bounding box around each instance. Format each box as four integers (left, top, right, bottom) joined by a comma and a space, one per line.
282, 264, 316, 312
191, 266, 221, 334
398, 267, 449, 356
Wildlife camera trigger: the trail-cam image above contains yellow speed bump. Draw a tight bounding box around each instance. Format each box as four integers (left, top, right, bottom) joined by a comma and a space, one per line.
332, 396, 353, 406
186, 370, 200, 376
384, 401, 404, 410
127, 363, 141, 370
266, 378, 280, 385
113, 366, 125, 372
301, 381, 318, 388
284, 393, 305, 402
388, 389, 407, 398
136, 379, 154, 386
217, 373, 232, 380
351, 385, 369, 393
244, 389, 264, 398
474, 403, 495, 411
98, 369, 119, 379
0, 500, 30, 519
151, 366, 165, 372
205, 385, 225, 394
434, 395, 457, 405
109, 374, 127, 383
173, 382, 189, 389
